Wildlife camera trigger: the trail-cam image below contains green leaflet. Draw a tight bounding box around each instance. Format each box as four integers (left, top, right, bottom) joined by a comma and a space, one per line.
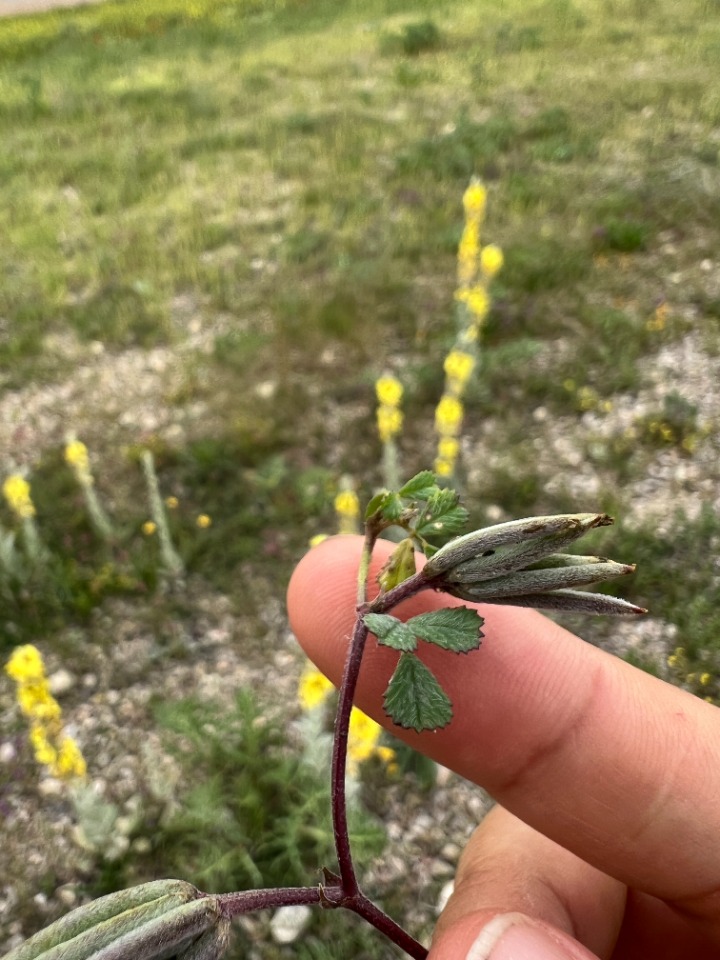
383, 653, 453, 732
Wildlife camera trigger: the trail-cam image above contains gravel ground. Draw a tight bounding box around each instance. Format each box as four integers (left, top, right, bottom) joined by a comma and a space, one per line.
2, 324, 719, 954
0, 0, 105, 16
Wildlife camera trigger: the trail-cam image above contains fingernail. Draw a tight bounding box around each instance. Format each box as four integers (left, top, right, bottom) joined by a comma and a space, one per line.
466, 913, 596, 960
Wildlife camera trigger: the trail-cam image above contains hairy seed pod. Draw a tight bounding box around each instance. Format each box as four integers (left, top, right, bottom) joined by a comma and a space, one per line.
2, 881, 224, 960
450, 560, 635, 599
457, 589, 646, 616
424, 514, 612, 581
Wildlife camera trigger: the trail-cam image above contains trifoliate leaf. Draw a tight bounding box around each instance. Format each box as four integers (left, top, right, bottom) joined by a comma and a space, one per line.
383, 653, 453, 732
364, 613, 417, 652
416, 489, 469, 539
365, 491, 405, 523
365, 490, 392, 520
406, 607, 484, 653
380, 493, 405, 522
398, 471, 439, 502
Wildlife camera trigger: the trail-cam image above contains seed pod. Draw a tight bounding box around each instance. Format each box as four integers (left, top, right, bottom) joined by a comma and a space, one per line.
2, 881, 224, 960
177, 918, 231, 960
424, 514, 612, 582
462, 589, 647, 616
450, 560, 635, 600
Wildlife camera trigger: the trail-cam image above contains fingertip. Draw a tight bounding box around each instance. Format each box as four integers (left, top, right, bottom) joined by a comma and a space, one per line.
430, 912, 598, 960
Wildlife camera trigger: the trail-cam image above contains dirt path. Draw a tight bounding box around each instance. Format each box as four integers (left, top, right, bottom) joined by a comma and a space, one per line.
0, 0, 105, 16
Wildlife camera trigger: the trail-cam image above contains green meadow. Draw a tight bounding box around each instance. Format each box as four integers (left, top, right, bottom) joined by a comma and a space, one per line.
1, 0, 720, 953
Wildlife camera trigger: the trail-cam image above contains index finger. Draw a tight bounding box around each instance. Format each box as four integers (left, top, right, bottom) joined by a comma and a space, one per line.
287, 536, 720, 935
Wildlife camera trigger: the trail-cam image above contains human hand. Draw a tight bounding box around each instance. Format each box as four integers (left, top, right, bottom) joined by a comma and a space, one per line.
288, 536, 720, 960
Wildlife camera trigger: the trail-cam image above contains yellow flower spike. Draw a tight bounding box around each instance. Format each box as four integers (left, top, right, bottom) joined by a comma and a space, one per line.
334, 490, 360, 520
5, 644, 45, 683
438, 437, 460, 461
348, 708, 382, 768
462, 180, 487, 221
480, 244, 504, 278
465, 285, 490, 322
377, 406, 404, 443
435, 395, 464, 437
196, 514, 212, 528
434, 458, 455, 477
298, 666, 334, 711
17, 681, 61, 721
53, 737, 87, 780
443, 350, 476, 386
375, 375, 403, 408
457, 221, 480, 286
2, 474, 36, 520
375, 746, 397, 766
30, 726, 57, 767
64, 440, 92, 483
142, 521, 157, 536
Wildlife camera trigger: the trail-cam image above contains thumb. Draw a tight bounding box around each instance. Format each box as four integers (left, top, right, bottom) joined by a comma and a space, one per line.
429, 912, 599, 960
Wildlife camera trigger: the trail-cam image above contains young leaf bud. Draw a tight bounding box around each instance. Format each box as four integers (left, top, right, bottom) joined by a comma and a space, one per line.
377, 538, 417, 592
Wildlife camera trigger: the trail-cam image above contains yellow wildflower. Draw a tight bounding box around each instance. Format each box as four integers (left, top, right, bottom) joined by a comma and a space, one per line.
375, 376, 403, 408
298, 666, 334, 711
53, 737, 87, 779
443, 350, 475, 387
377, 406, 403, 443
347, 708, 383, 772
196, 514, 212, 528
30, 726, 57, 767
17, 681, 61, 722
309, 533, 329, 548
457, 221, 480, 286
465, 286, 490, 322
334, 490, 359, 519
5, 644, 45, 683
438, 437, 460, 461
165, 496, 179, 509
462, 181, 487, 221
435, 395, 464, 437
700, 673, 712, 686
335, 489, 359, 535
375, 745, 397, 767
64, 440, 92, 483
480, 244, 504, 278
3, 474, 35, 520
142, 521, 157, 536
434, 458, 454, 477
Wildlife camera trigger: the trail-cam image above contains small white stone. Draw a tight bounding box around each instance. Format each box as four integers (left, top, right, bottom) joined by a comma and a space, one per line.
270, 905, 312, 944
255, 381, 277, 400
38, 778, 64, 797
56, 885, 78, 908
49, 669, 75, 695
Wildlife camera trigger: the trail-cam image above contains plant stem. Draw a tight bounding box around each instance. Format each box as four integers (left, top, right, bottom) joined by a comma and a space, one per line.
331, 527, 376, 894
349, 894, 428, 960
218, 886, 327, 917
327, 526, 429, 958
